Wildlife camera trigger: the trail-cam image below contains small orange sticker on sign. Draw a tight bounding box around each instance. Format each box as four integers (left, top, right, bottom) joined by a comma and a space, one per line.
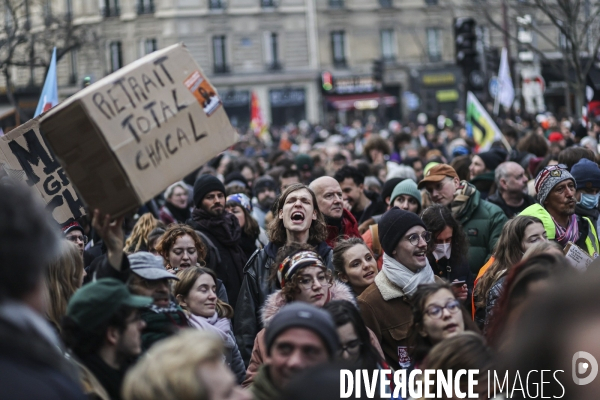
185, 70, 221, 116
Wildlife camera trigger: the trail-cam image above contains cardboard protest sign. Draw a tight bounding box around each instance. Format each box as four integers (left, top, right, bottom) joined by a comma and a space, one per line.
40, 43, 238, 217
0, 118, 85, 224
563, 242, 594, 271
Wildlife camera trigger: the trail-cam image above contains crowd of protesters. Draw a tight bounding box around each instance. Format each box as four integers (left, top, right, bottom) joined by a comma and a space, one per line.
4, 112, 600, 400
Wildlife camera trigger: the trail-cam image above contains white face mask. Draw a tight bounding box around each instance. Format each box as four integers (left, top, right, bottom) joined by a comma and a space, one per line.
433, 243, 451, 260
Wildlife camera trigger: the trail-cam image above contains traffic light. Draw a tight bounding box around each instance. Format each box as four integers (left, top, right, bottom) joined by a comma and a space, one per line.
454, 17, 477, 67
321, 71, 333, 91
372, 59, 384, 83
485, 47, 500, 75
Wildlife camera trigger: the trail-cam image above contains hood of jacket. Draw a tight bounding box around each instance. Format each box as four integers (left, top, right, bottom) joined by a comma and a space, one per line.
326, 208, 361, 247
519, 203, 556, 240
260, 280, 355, 327
575, 203, 600, 221
454, 182, 481, 223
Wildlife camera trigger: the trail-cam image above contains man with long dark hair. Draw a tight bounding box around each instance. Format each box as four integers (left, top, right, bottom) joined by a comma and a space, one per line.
234, 183, 333, 366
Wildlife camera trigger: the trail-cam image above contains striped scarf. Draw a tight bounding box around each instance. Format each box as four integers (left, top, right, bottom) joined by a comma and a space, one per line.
552, 214, 579, 247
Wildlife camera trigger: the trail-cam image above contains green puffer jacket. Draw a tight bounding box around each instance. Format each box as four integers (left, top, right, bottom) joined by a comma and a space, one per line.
454, 184, 508, 274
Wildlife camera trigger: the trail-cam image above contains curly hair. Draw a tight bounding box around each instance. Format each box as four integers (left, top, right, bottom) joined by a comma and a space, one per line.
173, 266, 233, 319
474, 215, 543, 310
421, 204, 469, 264
155, 224, 207, 266
124, 213, 161, 254
267, 183, 328, 247
268, 243, 331, 302
363, 134, 391, 163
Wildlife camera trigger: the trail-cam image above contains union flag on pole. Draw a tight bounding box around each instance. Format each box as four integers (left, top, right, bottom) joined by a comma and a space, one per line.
34, 47, 58, 117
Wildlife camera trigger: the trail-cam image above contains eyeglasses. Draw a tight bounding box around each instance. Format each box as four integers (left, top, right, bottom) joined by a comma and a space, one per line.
66, 234, 88, 244
337, 339, 362, 356
424, 300, 461, 319
405, 231, 432, 246
296, 273, 332, 290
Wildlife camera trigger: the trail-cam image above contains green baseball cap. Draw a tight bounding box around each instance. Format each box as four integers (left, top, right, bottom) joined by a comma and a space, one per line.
66, 278, 152, 330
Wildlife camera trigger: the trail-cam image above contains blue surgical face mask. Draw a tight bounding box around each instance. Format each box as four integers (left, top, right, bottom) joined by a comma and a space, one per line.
578, 193, 600, 210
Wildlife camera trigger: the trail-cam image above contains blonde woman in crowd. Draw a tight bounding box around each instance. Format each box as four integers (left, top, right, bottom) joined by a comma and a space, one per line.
174, 266, 245, 383
45, 240, 86, 332
122, 330, 250, 400
123, 213, 163, 254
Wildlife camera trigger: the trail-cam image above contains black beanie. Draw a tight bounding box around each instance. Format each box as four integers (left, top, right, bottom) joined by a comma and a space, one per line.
193, 175, 226, 207
478, 148, 507, 171
381, 177, 404, 203
378, 207, 426, 256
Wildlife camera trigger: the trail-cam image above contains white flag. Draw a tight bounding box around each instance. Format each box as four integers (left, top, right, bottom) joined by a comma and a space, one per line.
497, 47, 515, 108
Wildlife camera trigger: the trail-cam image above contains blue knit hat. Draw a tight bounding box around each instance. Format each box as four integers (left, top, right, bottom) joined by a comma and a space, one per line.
571, 159, 600, 190
390, 180, 422, 210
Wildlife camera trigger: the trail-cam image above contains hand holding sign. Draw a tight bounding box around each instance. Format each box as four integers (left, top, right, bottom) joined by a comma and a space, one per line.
92, 209, 125, 271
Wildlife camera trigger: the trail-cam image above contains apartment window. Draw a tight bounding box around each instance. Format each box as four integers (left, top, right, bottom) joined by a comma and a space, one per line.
379, 0, 392, 7
209, 0, 224, 9
109, 41, 123, 72
213, 36, 228, 73
329, 0, 344, 8
331, 31, 346, 67
261, 0, 276, 7
264, 32, 281, 70
143, 38, 157, 55
138, 0, 154, 14
102, 0, 120, 17
426, 28, 442, 62
381, 29, 395, 60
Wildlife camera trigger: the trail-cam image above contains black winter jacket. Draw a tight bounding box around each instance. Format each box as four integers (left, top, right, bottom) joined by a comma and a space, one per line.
186, 219, 248, 307
427, 254, 474, 307
234, 241, 333, 366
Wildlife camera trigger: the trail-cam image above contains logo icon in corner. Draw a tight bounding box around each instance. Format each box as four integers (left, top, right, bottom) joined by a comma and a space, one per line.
572, 351, 598, 385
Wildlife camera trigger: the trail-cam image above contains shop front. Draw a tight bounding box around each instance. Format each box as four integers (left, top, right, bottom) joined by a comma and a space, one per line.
411, 68, 463, 118
270, 88, 306, 127
322, 74, 400, 125
220, 90, 251, 129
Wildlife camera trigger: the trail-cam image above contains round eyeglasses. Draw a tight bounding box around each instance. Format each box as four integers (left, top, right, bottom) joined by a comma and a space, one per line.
425, 300, 461, 319
405, 231, 432, 246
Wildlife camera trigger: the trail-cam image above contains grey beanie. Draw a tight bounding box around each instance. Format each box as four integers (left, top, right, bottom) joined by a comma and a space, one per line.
265, 303, 339, 357
390, 179, 422, 210
534, 164, 575, 206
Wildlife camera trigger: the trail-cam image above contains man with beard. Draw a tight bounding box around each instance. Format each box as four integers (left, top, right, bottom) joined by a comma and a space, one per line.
62, 278, 152, 400
252, 175, 278, 229
127, 252, 188, 350
187, 175, 248, 307
523, 164, 599, 257
334, 166, 387, 224
309, 176, 361, 247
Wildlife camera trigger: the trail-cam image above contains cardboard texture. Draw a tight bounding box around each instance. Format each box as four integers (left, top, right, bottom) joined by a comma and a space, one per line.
40, 43, 237, 217
563, 242, 594, 271
0, 118, 85, 224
